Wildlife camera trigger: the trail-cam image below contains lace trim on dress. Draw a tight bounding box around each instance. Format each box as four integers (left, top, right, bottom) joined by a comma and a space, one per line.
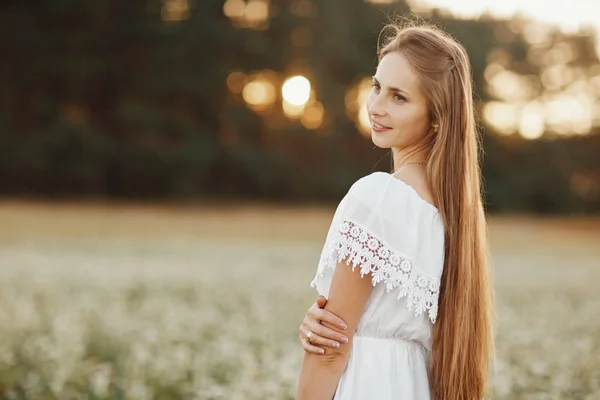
312, 220, 440, 323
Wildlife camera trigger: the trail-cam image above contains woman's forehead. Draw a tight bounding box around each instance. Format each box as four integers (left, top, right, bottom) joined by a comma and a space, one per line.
375, 52, 421, 95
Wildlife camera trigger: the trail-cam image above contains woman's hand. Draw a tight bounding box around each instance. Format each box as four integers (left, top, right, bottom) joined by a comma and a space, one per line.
299, 295, 349, 355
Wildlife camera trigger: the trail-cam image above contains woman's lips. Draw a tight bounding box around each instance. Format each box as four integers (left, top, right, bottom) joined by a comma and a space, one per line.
371, 120, 392, 132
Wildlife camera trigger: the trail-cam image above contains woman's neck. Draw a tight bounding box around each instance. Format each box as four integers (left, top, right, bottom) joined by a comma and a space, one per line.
391, 147, 430, 172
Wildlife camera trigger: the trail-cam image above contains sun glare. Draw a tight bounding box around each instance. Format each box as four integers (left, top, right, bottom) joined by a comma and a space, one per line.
282, 76, 311, 106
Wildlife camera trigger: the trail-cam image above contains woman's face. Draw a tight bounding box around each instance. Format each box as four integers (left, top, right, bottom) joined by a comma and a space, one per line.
366, 51, 432, 149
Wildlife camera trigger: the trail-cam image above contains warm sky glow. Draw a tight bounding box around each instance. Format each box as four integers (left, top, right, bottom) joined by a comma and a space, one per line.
410, 0, 600, 36
406, 0, 600, 139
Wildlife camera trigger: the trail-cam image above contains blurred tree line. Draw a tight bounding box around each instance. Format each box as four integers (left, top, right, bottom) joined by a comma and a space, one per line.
0, 0, 598, 213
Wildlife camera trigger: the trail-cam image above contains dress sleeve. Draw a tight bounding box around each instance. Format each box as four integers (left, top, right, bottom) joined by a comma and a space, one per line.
310, 175, 442, 324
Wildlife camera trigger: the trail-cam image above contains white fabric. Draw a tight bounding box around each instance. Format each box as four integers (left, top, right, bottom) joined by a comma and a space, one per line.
310, 172, 445, 400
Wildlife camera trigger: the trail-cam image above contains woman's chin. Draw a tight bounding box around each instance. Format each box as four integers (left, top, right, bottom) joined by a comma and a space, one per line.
370, 130, 393, 149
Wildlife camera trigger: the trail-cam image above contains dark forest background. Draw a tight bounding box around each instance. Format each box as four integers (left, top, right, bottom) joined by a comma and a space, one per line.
1, 0, 599, 213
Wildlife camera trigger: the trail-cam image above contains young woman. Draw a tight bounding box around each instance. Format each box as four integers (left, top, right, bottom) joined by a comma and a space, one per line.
296, 23, 495, 400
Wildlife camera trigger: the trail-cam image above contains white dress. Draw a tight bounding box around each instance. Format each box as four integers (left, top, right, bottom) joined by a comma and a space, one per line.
310, 172, 445, 400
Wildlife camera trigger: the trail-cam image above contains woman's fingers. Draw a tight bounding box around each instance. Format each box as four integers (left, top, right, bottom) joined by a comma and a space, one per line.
303, 341, 326, 355
305, 324, 346, 349
316, 295, 327, 308
303, 316, 348, 346
298, 299, 349, 355
308, 304, 348, 330
299, 326, 325, 355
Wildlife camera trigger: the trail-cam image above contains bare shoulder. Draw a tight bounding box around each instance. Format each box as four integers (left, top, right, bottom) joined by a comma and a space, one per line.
391, 169, 437, 208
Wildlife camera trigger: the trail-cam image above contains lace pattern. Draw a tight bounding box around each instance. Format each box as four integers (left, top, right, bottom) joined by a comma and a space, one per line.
312, 220, 440, 323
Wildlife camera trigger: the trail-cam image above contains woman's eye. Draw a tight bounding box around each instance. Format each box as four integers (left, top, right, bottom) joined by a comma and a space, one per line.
393, 94, 406, 102
372, 84, 380, 92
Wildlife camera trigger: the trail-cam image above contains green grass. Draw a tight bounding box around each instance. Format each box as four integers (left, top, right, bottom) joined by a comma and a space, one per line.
0, 202, 599, 399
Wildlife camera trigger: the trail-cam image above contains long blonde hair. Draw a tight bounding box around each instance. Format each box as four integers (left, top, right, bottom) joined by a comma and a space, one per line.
379, 24, 495, 399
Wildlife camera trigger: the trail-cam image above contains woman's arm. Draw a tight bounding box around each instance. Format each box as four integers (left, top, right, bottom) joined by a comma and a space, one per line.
296, 261, 373, 400
299, 296, 349, 355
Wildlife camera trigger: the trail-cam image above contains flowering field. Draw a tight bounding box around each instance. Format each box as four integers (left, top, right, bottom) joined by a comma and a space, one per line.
0, 202, 599, 399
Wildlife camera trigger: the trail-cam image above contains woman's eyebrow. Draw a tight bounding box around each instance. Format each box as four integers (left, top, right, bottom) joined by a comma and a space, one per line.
372, 76, 410, 96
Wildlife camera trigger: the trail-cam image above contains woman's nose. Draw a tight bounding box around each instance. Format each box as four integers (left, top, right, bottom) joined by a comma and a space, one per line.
367, 93, 386, 116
